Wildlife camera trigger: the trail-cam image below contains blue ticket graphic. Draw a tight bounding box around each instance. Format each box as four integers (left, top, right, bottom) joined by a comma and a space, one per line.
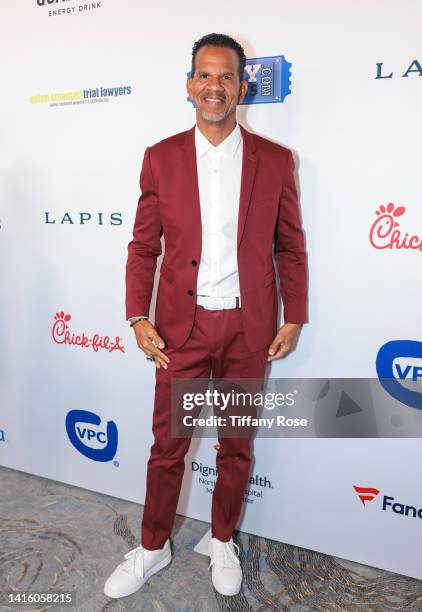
187, 54, 292, 106
242, 55, 292, 104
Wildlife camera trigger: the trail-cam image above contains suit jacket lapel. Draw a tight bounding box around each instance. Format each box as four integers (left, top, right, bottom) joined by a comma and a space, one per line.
182, 125, 202, 252
237, 124, 258, 249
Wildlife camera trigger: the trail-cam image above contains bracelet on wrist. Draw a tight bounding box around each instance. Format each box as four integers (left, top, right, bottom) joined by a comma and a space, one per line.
129, 316, 149, 327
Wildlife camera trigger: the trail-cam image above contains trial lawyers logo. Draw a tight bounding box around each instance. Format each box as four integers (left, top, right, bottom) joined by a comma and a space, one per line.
376, 340, 422, 410
52, 311, 125, 354
354, 484, 422, 520
30, 86, 132, 107
369, 203, 422, 250
66, 409, 118, 462
187, 55, 292, 106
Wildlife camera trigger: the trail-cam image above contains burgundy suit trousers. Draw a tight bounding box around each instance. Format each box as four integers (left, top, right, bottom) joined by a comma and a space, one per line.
141, 304, 269, 550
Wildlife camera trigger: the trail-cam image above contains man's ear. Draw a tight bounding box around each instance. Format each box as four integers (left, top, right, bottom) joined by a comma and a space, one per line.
186, 76, 193, 98
238, 79, 248, 104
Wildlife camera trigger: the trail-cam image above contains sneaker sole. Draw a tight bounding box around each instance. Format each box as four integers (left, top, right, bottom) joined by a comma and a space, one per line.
213, 582, 242, 597
104, 552, 172, 599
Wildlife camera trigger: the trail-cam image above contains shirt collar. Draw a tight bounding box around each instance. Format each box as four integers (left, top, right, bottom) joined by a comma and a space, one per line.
195, 122, 242, 159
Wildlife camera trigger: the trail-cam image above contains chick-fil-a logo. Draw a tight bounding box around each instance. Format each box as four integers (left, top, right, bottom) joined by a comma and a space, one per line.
369, 203, 422, 250
52, 311, 125, 354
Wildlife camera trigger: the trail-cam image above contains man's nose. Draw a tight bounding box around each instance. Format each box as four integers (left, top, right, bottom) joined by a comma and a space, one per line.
207, 75, 225, 90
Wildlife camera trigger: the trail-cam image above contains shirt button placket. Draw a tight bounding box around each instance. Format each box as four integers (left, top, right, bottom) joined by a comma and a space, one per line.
210, 151, 220, 295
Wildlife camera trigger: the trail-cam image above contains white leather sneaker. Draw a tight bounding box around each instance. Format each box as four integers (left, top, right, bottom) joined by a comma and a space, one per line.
208, 537, 242, 596
104, 539, 171, 599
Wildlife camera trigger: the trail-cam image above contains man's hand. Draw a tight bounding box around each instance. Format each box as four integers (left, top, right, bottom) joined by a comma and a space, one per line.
131, 320, 170, 369
267, 323, 301, 361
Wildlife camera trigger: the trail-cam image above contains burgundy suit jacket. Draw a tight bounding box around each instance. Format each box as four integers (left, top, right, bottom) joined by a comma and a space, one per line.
125, 123, 308, 352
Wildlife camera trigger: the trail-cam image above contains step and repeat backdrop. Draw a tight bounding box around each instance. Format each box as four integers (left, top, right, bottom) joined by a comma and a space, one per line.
1, 0, 421, 580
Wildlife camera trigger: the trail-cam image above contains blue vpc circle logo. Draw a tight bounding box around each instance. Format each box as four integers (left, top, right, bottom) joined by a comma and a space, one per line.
65, 410, 118, 462
376, 340, 422, 410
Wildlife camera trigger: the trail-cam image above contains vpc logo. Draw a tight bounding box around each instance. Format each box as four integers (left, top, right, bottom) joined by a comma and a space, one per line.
66, 410, 118, 462
376, 340, 422, 410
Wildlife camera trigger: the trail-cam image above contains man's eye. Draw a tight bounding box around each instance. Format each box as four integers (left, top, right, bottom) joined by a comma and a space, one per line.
224, 75, 232, 80
199, 74, 208, 79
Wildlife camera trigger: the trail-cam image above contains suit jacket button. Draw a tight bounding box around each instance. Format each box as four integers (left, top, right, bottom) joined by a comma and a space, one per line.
187, 289, 194, 296
191, 260, 197, 266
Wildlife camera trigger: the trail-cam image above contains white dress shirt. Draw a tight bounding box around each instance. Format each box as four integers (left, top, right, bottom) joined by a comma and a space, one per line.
195, 122, 242, 300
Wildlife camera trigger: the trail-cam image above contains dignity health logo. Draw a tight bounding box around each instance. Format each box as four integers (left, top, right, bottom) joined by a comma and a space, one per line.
66, 409, 118, 462
369, 202, 422, 250
376, 340, 422, 410
52, 311, 125, 354
187, 54, 292, 106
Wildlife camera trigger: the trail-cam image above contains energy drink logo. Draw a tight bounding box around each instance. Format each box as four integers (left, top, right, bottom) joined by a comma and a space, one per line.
35, 0, 102, 18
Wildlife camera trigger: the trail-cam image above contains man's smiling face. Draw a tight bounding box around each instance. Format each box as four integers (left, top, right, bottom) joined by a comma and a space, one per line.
187, 45, 247, 124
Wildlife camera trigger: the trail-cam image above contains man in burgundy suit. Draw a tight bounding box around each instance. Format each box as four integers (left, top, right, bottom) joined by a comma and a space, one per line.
104, 33, 308, 600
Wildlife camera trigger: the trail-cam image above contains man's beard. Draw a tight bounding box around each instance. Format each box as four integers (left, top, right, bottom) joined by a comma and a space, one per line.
198, 107, 229, 123
198, 98, 238, 123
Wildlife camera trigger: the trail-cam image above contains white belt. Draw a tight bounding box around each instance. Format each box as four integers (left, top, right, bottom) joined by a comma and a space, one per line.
196, 295, 241, 310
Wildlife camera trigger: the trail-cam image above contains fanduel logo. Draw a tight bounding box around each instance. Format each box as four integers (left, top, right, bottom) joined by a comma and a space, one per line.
66, 409, 118, 462
376, 340, 422, 410
355, 484, 422, 520
353, 485, 380, 506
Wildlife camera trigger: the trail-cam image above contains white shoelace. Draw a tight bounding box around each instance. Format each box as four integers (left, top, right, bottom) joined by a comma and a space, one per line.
209, 540, 240, 570
121, 545, 144, 578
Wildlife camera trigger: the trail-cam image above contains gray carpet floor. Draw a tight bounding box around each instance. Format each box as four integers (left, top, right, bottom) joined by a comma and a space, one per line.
0, 466, 421, 611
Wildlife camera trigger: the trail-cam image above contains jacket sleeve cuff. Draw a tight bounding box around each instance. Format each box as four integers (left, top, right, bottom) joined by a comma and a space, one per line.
283, 300, 308, 324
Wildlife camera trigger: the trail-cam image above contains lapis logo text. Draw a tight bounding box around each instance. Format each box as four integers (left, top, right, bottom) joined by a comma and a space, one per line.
44, 212, 122, 225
